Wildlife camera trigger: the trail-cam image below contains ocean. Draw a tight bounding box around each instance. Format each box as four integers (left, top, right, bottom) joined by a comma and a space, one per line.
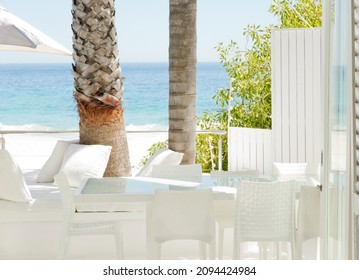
0, 62, 228, 131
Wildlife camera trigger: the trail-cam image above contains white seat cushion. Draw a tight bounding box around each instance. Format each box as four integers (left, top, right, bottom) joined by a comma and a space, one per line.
0, 149, 32, 202
57, 144, 112, 187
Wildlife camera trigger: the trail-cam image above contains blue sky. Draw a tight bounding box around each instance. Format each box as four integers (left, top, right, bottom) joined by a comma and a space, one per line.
0, 0, 276, 63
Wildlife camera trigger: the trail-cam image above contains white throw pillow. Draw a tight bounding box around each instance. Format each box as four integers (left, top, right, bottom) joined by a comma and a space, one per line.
0, 149, 32, 202
37, 139, 78, 183
135, 148, 184, 177
58, 144, 112, 187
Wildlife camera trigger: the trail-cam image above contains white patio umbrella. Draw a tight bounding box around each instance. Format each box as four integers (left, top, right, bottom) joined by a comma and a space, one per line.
0, 6, 71, 55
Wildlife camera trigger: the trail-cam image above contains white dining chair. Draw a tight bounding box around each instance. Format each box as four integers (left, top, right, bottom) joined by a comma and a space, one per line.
272, 161, 321, 259
296, 186, 320, 259
233, 180, 296, 259
210, 169, 259, 259
54, 172, 124, 259
152, 163, 202, 178
146, 188, 216, 260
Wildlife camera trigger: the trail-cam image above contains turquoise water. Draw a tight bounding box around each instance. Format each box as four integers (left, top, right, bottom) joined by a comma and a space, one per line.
0, 62, 228, 130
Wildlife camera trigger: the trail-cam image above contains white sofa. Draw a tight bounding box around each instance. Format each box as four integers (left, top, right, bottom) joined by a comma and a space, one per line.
0, 169, 63, 259
0, 169, 146, 260
0, 139, 193, 260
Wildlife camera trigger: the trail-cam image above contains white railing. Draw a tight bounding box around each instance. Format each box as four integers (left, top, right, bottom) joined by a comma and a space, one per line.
0, 129, 226, 171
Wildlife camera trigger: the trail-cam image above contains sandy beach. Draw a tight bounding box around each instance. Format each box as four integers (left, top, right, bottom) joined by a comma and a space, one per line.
2, 131, 168, 174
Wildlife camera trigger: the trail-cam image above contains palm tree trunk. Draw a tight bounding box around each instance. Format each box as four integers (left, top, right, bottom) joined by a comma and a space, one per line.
72, 0, 131, 176
169, 0, 197, 164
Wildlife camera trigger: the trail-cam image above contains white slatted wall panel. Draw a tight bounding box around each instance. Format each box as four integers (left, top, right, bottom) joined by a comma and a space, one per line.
271, 28, 322, 168
228, 127, 272, 175
354, 2, 359, 182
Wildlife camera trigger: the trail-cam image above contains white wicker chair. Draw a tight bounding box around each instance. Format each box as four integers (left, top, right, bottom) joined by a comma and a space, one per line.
272, 162, 320, 259
233, 180, 296, 259
210, 170, 259, 260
